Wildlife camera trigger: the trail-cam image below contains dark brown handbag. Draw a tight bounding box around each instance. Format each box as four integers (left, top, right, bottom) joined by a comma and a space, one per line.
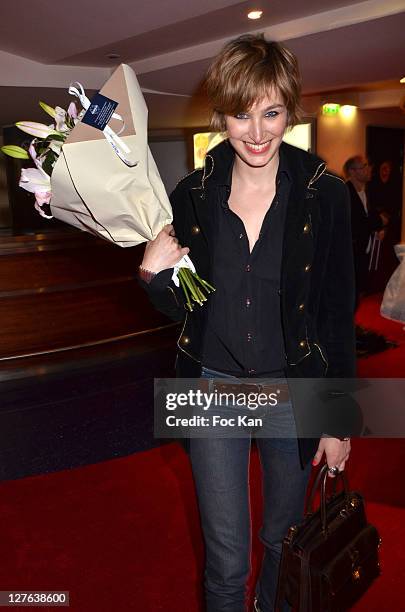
275, 462, 382, 611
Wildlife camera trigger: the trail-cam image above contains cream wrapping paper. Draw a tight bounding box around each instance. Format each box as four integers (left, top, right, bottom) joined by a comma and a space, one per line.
50, 64, 173, 247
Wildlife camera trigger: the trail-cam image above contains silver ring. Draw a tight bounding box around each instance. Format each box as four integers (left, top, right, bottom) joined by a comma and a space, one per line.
328, 466, 340, 476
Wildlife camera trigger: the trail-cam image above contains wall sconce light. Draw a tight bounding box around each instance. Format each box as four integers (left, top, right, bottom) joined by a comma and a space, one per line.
340, 104, 357, 118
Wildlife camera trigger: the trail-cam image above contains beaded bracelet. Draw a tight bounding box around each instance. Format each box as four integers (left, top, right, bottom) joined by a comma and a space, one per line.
138, 265, 157, 284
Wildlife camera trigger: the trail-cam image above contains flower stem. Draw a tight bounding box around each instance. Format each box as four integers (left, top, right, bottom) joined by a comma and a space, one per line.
178, 271, 193, 311
181, 269, 203, 305
192, 272, 216, 292
177, 268, 215, 311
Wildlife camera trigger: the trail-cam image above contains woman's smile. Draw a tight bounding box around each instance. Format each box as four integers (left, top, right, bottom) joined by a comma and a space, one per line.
243, 140, 272, 155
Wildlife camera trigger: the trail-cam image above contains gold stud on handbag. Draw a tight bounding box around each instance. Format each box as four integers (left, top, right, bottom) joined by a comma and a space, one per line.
275, 462, 381, 611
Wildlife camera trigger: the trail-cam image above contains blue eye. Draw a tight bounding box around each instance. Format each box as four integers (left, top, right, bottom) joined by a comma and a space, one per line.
235, 110, 280, 120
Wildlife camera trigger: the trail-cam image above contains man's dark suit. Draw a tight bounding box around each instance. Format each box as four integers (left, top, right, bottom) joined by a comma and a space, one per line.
346, 180, 382, 302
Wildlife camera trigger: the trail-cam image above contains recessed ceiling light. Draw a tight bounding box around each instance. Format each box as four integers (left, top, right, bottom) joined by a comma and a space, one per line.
106, 52, 120, 60
400, 77, 405, 83
247, 10, 263, 20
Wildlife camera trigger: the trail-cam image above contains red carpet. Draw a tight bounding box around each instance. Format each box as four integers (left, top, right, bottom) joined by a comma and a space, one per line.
0, 293, 404, 611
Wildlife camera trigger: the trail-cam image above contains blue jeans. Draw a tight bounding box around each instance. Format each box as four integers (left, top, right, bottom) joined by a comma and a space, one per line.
189, 367, 313, 612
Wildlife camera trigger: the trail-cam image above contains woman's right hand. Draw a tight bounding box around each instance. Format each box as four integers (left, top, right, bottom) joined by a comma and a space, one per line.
141, 224, 190, 274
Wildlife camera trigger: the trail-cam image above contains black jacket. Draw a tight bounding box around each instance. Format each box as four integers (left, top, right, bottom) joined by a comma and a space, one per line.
140, 140, 358, 468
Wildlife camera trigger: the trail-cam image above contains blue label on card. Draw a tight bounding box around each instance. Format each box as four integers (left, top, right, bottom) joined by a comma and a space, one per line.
82, 93, 118, 131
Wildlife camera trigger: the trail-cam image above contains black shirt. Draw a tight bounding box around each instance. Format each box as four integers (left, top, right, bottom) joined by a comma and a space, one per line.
201, 148, 291, 377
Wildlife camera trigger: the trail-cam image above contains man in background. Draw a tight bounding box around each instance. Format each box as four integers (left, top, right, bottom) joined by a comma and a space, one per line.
343, 155, 383, 310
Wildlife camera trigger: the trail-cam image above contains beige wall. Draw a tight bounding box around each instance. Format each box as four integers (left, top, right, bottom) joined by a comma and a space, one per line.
317, 108, 405, 241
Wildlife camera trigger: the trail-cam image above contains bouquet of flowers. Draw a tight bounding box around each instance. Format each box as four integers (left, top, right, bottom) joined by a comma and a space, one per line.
1, 64, 214, 311
1, 101, 83, 219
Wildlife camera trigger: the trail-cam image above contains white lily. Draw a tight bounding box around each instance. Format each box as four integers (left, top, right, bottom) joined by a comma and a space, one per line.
34, 202, 53, 219
54, 106, 69, 132
19, 167, 51, 194
19, 167, 53, 219
16, 121, 60, 139
34, 192, 53, 219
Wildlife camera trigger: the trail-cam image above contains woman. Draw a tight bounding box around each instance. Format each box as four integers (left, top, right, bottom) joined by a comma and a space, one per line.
138, 35, 355, 612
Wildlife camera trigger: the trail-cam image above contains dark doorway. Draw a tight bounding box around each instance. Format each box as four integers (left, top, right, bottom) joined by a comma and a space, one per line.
366, 125, 404, 292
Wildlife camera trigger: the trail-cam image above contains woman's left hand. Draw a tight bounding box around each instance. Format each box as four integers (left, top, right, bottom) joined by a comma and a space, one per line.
312, 437, 351, 477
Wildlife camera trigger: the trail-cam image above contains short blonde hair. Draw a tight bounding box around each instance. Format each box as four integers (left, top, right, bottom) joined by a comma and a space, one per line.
204, 34, 303, 131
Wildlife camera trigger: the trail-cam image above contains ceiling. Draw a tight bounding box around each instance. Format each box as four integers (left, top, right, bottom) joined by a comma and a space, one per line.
0, 0, 405, 129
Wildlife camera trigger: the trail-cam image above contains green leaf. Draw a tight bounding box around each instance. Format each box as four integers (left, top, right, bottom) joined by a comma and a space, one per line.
48, 133, 66, 142
0, 145, 29, 159
42, 151, 56, 176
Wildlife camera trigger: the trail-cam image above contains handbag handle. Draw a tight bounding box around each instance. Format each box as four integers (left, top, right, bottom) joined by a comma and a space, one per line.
306, 462, 351, 533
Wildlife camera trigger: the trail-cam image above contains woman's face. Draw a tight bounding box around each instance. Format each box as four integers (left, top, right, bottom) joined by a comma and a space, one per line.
224, 90, 288, 169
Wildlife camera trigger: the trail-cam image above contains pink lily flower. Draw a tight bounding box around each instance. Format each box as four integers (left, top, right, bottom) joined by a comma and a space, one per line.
28, 142, 40, 165
19, 168, 53, 218
67, 102, 78, 119
34, 191, 52, 206
34, 198, 53, 219
19, 167, 51, 194
34, 192, 53, 219
16, 121, 59, 139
